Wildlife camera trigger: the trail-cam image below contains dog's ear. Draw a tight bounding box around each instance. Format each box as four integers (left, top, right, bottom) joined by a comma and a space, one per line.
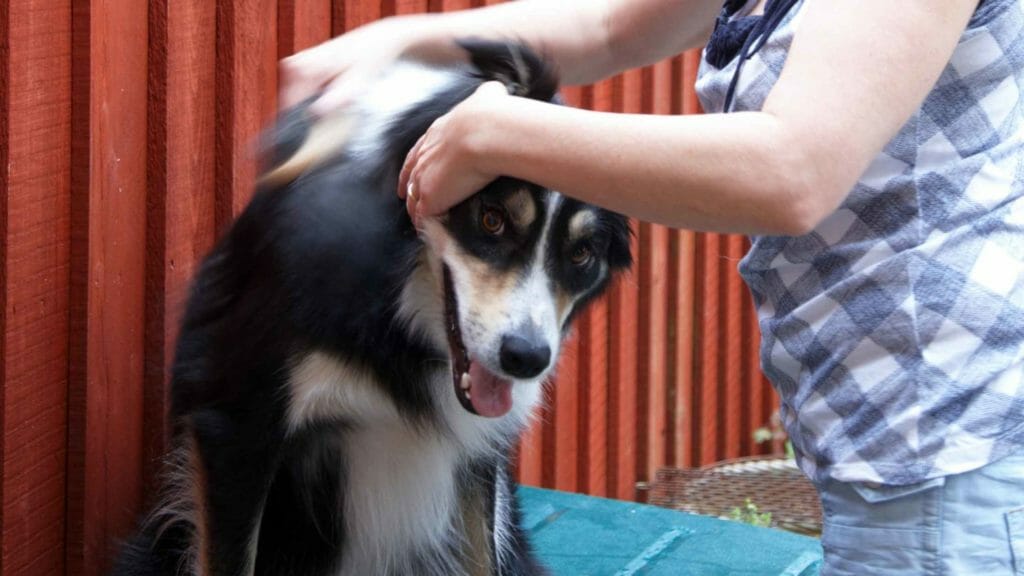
456, 39, 559, 102
604, 213, 634, 271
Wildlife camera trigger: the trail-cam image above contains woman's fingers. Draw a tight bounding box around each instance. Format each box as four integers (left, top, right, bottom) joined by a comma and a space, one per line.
398, 134, 425, 200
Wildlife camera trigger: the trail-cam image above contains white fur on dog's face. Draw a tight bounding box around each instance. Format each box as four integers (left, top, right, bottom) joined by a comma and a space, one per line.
409, 188, 616, 426
430, 194, 563, 385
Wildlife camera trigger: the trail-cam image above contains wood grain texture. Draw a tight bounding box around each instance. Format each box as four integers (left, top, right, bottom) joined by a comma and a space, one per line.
672, 229, 696, 468
553, 335, 580, 492
696, 234, 722, 466
337, 0, 383, 30
723, 235, 745, 460
145, 0, 218, 500
581, 298, 609, 496
66, 2, 149, 574
216, 0, 278, 232
431, 0, 473, 11
1, 2, 72, 575
279, 0, 332, 58
395, 0, 428, 14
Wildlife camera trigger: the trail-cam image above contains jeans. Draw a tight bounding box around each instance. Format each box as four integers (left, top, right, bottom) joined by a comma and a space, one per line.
815, 450, 1024, 575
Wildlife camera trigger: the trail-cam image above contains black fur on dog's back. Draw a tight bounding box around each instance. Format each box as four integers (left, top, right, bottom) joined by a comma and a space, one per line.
111, 40, 626, 576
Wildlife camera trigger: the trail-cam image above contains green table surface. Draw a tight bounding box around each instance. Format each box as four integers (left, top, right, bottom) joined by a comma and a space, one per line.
519, 487, 822, 576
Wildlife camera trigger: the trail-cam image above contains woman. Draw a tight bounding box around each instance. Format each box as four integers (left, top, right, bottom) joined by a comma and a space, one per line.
280, 1, 1024, 573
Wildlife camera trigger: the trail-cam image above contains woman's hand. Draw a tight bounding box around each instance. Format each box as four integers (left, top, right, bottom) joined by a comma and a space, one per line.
398, 81, 510, 226
279, 17, 430, 116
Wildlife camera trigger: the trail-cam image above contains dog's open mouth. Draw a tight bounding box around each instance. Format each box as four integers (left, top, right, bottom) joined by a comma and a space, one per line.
443, 266, 514, 418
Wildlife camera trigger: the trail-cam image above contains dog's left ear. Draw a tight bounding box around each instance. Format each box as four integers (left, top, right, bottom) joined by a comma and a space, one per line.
457, 39, 560, 103
605, 213, 634, 270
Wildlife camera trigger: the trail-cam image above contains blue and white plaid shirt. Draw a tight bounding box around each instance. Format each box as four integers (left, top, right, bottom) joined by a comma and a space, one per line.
696, 0, 1024, 485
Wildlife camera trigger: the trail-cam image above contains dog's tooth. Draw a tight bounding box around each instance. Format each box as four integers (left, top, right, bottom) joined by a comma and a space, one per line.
460, 372, 471, 391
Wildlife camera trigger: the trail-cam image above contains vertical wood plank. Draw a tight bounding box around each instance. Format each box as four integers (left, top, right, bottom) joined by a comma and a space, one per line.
672, 230, 696, 468
431, 0, 473, 10
582, 77, 616, 497
1, 2, 71, 575
553, 335, 579, 491
682, 50, 704, 115
146, 0, 218, 497
581, 299, 609, 496
516, 412, 544, 487
608, 267, 639, 500
395, 0, 428, 14
341, 0, 384, 30
639, 221, 670, 482
694, 233, 721, 466
279, 0, 332, 58
216, 0, 278, 232
743, 272, 763, 455
723, 235, 745, 460
539, 382, 557, 488
66, 1, 148, 574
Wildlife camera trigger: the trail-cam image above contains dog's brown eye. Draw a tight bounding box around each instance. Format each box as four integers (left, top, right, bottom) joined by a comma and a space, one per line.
571, 245, 592, 266
481, 209, 505, 235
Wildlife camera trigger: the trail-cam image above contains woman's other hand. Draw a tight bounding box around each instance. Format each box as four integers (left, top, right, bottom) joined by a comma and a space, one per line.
398, 81, 510, 226
279, 17, 444, 116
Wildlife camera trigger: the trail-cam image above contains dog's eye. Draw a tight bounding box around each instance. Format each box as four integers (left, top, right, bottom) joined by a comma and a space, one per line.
571, 245, 592, 266
481, 209, 506, 235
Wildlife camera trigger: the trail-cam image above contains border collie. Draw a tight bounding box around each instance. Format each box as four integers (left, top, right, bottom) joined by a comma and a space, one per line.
112, 40, 631, 576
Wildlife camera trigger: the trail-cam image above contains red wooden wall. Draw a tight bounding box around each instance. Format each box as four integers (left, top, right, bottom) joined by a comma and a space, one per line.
0, 1, 778, 575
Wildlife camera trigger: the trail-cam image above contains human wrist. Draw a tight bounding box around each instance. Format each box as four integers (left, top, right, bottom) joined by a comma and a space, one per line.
386, 14, 468, 65
458, 92, 530, 180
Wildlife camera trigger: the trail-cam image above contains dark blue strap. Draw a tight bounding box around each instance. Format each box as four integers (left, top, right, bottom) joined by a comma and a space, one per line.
721, 0, 800, 113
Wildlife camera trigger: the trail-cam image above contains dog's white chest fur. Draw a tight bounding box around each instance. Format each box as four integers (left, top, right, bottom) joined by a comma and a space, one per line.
339, 423, 461, 575
287, 351, 520, 575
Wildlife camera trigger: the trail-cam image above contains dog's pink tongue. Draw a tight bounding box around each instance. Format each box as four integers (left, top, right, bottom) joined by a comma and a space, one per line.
469, 362, 513, 418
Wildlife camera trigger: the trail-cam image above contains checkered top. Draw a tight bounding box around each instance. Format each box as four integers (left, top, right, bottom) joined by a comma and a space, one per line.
696, 0, 1024, 485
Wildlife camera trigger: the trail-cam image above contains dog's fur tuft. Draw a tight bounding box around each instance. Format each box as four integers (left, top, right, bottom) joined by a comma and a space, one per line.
457, 39, 559, 101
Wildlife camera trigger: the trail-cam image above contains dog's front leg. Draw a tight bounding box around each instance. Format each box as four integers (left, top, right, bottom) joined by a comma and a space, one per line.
188, 405, 284, 576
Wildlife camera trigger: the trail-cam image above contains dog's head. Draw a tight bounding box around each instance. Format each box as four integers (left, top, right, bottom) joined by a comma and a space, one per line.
415, 181, 631, 419
389, 42, 633, 422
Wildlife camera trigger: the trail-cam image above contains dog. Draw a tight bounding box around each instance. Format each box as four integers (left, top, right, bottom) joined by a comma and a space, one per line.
112, 40, 632, 576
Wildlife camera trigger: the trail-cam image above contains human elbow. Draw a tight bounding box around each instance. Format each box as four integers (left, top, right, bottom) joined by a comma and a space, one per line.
759, 157, 837, 237
776, 182, 830, 236
758, 128, 849, 236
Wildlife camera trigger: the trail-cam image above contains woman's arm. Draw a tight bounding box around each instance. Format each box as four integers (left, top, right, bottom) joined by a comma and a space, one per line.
383, 0, 722, 86
280, 0, 720, 112
401, 0, 979, 235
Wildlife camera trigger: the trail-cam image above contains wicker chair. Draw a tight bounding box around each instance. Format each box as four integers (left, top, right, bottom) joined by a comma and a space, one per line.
649, 457, 823, 536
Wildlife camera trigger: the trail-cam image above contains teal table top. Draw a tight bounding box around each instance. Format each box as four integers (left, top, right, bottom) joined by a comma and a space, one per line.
519, 487, 822, 576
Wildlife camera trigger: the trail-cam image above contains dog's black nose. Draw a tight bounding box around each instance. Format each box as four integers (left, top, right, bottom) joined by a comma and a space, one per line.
500, 335, 551, 379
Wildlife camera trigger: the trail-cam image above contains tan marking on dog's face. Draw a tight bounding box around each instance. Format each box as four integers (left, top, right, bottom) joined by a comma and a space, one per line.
568, 210, 597, 244
452, 247, 520, 327
503, 189, 537, 231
